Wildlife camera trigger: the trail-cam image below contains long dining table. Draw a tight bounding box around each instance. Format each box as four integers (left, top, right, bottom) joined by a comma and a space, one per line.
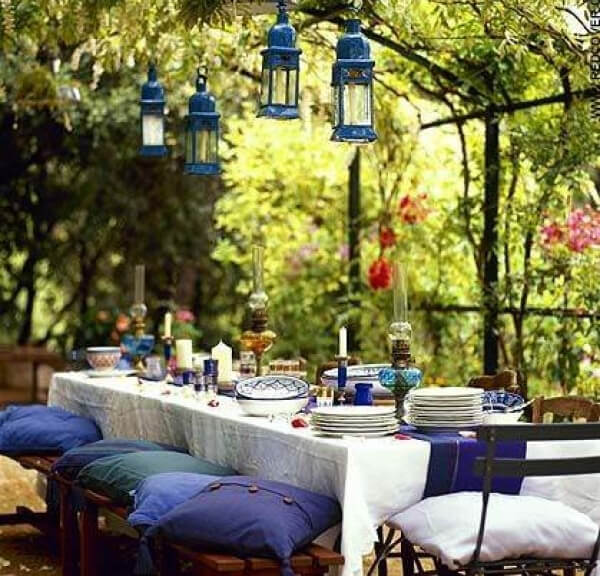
49, 372, 600, 576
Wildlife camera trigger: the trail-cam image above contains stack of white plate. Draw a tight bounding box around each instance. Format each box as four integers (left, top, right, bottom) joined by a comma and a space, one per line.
405, 387, 484, 431
311, 406, 399, 438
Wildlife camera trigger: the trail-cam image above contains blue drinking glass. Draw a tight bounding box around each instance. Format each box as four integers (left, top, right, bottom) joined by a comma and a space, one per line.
354, 382, 373, 406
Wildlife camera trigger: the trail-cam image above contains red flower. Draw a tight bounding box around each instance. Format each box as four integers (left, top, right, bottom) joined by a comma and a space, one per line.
115, 313, 130, 333
176, 309, 195, 324
398, 194, 429, 225
368, 257, 393, 290
379, 226, 397, 249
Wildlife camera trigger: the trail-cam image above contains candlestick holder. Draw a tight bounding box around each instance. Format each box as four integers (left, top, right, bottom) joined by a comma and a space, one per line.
336, 355, 348, 390
161, 335, 177, 382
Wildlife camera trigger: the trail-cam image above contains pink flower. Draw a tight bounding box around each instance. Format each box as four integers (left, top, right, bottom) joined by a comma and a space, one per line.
338, 244, 350, 260
398, 194, 429, 225
175, 309, 195, 324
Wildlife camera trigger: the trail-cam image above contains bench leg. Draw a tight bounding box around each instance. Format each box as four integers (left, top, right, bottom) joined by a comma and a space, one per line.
80, 500, 99, 576
60, 484, 78, 576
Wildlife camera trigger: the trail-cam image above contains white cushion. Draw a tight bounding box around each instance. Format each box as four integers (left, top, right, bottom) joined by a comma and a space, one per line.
389, 492, 599, 569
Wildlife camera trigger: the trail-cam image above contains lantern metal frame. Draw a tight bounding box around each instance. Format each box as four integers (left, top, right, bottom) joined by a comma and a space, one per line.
331, 19, 377, 144
139, 64, 168, 157
257, 0, 301, 120
184, 69, 221, 176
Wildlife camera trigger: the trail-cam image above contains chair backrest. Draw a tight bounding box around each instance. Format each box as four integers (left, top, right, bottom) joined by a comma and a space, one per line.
532, 396, 600, 423
468, 369, 526, 399
470, 423, 600, 566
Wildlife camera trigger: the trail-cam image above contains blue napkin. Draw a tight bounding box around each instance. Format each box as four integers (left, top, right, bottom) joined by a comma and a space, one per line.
399, 425, 526, 497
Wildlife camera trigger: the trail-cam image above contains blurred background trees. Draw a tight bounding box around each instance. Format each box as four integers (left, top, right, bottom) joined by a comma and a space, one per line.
0, 0, 598, 396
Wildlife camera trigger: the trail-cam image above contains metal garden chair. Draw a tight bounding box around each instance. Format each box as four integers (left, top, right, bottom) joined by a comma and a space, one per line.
372, 423, 600, 576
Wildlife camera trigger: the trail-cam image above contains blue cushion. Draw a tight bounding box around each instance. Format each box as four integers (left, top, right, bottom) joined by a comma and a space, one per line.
0, 405, 101, 455
154, 476, 342, 576
129, 472, 220, 529
52, 439, 183, 481
77, 451, 236, 506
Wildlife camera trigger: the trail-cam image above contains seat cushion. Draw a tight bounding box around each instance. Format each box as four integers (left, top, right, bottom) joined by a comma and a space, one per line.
0, 405, 101, 455
390, 491, 599, 569
76, 451, 235, 506
128, 472, 220, 529
51, 439, 183, 481
154, 476, 342, 576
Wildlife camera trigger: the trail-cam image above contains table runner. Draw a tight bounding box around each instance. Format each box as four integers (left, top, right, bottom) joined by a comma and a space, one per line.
399, 426, 526, 497
48, 373, 600, 576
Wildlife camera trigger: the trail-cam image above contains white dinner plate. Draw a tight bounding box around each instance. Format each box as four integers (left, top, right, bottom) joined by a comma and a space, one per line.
314, 428, 398, 438
312, 419, 398, 429
410, 387, 483, 399
311, 406, 396, 418
85, 369, 137, 378
311, 417, 399, 427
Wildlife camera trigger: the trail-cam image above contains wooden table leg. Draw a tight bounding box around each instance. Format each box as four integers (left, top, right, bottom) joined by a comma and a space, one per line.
80, 500, 99, 576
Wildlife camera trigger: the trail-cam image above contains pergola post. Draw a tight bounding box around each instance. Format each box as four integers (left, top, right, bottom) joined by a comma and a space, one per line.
348, 148, 361, 352
483, 107, 500, 374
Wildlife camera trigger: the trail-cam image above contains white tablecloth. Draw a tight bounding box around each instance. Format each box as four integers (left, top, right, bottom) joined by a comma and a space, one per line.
48, 373, 600, 576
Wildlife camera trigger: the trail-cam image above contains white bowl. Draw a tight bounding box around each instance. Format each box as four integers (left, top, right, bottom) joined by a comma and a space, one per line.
237, 397, 308, 417
86, 347, 122, 372
482, 411, 523, 425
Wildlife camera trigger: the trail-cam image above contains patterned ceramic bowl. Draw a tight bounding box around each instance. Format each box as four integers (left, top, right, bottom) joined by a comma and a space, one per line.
235, 375, 309, 401
86, 347, 122, 372
482, 391, 524, 412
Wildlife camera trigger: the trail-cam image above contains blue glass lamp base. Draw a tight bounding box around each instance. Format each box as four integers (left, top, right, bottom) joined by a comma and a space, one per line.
140, 145, 168, 157
379, 366, 422, 420
257, 105, 300, 120
184, 162, 221, 176
331, 125, 377, 144
122, 334, 155, 371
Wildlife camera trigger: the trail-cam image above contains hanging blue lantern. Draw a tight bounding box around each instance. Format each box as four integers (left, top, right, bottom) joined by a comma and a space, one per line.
258, 0, 301, 120
139, 64, 167, 157
184, 70, 221, 176
331, 19, 377, 144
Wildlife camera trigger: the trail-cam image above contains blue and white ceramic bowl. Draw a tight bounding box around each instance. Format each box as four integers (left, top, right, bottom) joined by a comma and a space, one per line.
235, 375, 309, 401
482, 391, 524, 412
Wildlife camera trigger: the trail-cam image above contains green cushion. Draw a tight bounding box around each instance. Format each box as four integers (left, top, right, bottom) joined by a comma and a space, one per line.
76, 451, 235, 506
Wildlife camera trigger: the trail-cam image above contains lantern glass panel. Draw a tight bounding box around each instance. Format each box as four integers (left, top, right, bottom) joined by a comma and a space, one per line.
261, 68, 270, 106
343, 82, 371, 126
142, 113, 164, 146
286, 68, 297, 106
196, 129, 217, 163
332, 85, 340, 127
185, 128, 194, 164
272, 67, 288, 105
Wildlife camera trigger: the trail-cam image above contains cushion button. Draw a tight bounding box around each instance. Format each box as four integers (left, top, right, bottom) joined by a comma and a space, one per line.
283, 496, 294, 505
209, 483, 221, 491
248, 485, 259, 493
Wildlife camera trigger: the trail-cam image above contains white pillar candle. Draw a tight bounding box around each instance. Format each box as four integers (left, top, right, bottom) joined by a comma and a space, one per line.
143, 114, 164, 146
164, 312, 172, 338
176, 339, 193, 370
211, 340, 233, 383
339, 326, 347, 357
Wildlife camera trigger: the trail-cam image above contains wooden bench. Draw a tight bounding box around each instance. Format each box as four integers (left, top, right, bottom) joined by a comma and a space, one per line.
72, 487, 344, 576
160, 542, 344, 576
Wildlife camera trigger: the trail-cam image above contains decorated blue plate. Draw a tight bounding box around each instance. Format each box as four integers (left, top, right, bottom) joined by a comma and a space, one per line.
322, 363, 390, 381
482, 391, 524, 412
235, 375, 309, 401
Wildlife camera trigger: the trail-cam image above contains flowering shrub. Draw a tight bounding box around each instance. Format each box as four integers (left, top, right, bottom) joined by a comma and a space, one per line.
541, 206, 600, 253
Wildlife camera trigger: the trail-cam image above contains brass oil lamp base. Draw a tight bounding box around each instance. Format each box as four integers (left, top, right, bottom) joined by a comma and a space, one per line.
240, 309, 276, 376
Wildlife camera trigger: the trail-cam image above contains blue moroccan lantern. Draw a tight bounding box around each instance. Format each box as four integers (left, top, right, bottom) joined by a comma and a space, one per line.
258, 0, 301, 120
331, 19, 377, 144
139, 64, 167, 157
184, 70, 221, 176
